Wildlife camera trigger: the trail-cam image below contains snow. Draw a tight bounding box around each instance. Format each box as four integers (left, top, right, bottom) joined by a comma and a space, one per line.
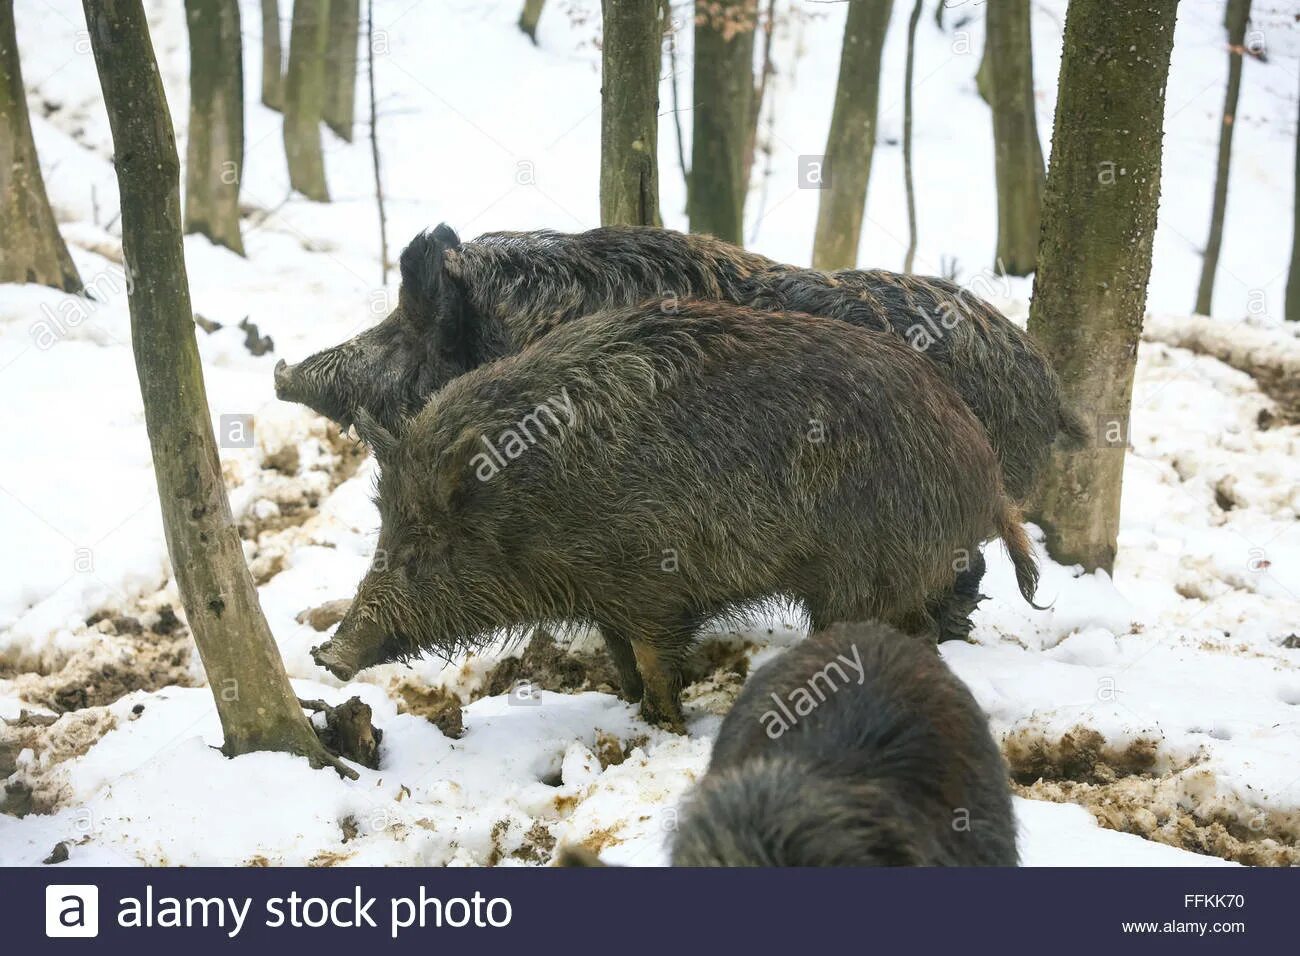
2, 0, 1297, 867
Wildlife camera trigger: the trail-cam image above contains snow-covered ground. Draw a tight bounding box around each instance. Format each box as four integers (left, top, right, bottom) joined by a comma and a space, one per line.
1, 0, 1297, 867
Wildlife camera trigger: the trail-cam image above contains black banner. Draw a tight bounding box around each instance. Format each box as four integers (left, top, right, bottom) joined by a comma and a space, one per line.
4, 866, 1288, 952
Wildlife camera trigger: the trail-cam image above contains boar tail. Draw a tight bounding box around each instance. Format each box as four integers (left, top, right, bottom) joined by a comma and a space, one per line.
997, 500, 1043, 609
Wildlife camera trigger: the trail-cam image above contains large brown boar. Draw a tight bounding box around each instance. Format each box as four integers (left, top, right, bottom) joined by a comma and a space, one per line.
274, 225, 1085, 504
310, 300, 1039, 730
670, 621, 1018, 866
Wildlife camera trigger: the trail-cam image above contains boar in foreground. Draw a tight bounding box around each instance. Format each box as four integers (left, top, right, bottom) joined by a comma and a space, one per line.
670, 621, 1018, 866
274, 225, 1084, 504
311, 301, 1038, 730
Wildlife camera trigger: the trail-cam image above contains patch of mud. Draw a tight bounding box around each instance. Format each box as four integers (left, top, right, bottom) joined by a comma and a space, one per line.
235, 428, 367, 540
1006, 726, 1299, 866
390, 679, 465, 739
9, 605, 195, 714
0, 706, 121, 815
478, 630, 622, 700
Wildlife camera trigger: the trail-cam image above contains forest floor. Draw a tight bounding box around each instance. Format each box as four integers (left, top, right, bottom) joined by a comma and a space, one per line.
1, 0, 1297, 866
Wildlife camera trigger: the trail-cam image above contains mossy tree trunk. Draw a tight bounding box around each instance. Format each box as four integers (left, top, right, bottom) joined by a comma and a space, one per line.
518, 0, 545, 45
979, 0, 1045, 276
260, 0, 284, 110
1288, 70, 1299, 323
283, 0, 331, 201
79, 0, 353, 775
811, 0, 893, 271
184, 0, 244, 255
1026, 0, 1179, 573
600, 0, 662, 226
323, 0, 358, 142
1193, 0, 1251, 316
689, 0, 757, 244
0, 0, 82, 292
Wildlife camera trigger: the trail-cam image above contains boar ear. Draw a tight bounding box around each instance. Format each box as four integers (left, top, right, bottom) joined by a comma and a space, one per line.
398, 224, 476, 368
434, 426, 486, 512
354, 407, 400, 462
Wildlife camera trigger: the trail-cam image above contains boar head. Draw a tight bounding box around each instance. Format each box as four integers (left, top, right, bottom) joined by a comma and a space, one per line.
273, 225, 477, 433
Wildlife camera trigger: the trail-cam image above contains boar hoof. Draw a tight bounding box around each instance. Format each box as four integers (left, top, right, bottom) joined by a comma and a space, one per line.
639, 701, 686, 735
311, 641, 358, 682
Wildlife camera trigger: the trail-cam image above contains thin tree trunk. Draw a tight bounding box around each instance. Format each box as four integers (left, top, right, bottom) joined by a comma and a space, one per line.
80, 0, 353, 774
184, 0, 245, 255
518, 0, 546, 45
1026, 0, 1180, 573
902, 0, 922, 273
1193, 0, 1251, 316
323, 0, 358, 142
283, 0, 331, 201
981, 0, 1045, 276
367, 0, 387, 284
600, 0, 662, 226
743, 0, 776, 193
689, 0, 757, 244
665, 0, 688, 195
0, 0, 82, 292
260, 0, 283, 110
811, 0, 893, 271
1288, 69, 1299, 323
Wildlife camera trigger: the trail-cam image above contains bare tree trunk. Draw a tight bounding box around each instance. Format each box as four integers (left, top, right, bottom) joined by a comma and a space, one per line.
80, 0, 353, 775
689, 0, 757, 244
811, 0, 893, 271
283, 0, 331, 201
980, 0, 1045, 276
902, 0, 922, 273
665, 0, 688, 196
742, 0, 776, 193
600, 0, 662, 226
184, 0, 244, 255
1194, 0, 1251, 316
323, 0, 358, 142
0, 0, 81, 292
260, 0, 284, 110
367, 0, 387, 284
518, 0, 546, 45
1288, 70, 1299, 323
1026, 0, 1180, 573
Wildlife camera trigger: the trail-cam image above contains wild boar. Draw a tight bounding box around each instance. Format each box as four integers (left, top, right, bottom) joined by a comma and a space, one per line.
310, 300, 1039, 730
273, 225, 1084, 504
670, 621, 1018, 866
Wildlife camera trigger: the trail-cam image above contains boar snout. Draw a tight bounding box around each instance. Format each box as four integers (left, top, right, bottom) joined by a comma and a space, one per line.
273, 359, 299, 401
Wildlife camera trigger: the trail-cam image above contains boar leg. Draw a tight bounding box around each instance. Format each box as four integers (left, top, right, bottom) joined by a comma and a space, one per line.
594, 624, 644, 702
930, 548, 987, 643
630, 636, 687, 734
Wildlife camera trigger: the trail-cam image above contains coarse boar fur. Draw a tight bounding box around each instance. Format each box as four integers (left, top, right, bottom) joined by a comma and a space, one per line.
669, 621, 1018, 866
274, 225, 1085, 504
310, 301, 1039, 730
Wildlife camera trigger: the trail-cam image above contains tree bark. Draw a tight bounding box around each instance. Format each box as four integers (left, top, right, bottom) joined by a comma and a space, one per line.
323, 0, 358, 142
981, 0, 1045, 276
1026, 0, 1180, 573
689, 0, 757, 244
742, 0, 776, 194
600, 0, 662, 226
1288, 69, 1299, 323
1193, 0, 1251, 316
79, 0, 353, 775
811, 0, 893, 271
283, 0, 331, 201
901, 0, 922, 273
0, 0, 82, 292
260, 0, 283, 111
184, 0, 244, 256
518, 0, 546, 45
